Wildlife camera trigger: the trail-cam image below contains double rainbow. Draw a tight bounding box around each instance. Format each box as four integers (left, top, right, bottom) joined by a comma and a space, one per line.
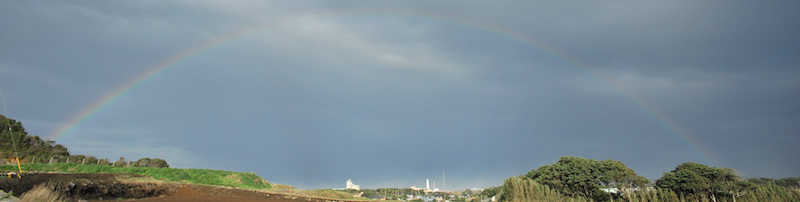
47, 8, 717, 164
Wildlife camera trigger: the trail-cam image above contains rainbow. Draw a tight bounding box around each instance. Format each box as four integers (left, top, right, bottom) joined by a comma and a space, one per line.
47, 25, 256, 140
47, 8, 717, 164
623, 89, 720, 165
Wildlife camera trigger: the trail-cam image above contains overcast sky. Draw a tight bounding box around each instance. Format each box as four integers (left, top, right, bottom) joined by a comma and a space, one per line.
2, 1, 799, 189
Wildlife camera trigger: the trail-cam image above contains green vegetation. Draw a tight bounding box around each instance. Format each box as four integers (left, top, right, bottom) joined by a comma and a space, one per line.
494, 156, 800, 202
342, 188, 446, 200
5, 114, 800, 201
0, 114, 168, 168
0, 163, 270, 190
655, 162, 746, 201
480, 186, 503, 199
298, 189, 370, 200
501, 176, 591, 202
747, 177, 800, 188
525, 156, 649, 201
501, 175, 800, 202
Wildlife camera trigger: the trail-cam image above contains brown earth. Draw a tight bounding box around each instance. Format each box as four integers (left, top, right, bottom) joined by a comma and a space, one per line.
0, 173, 168, 200
99, 185, 355, 202
1, 173, 362, 202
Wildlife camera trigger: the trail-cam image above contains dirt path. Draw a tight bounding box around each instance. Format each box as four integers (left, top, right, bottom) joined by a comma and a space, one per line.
92, 185, 357, 202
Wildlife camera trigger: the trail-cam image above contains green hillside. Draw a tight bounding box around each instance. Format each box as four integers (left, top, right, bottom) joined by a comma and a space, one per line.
0, 163, 271, 190
1, 114, 271, 190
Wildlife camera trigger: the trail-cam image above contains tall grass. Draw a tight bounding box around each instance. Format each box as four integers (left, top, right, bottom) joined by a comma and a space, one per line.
0, 163, 270, 190
500, 177, 800, 202
501, 177, 592, 202
618, 184, 800, 202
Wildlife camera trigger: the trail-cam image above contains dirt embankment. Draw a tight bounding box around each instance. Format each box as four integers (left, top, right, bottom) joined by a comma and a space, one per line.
1, 173, 363, 202
0, 173, 170, 200
114, 185, 356, 202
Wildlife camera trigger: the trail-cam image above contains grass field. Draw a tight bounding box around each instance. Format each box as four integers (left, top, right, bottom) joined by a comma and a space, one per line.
0, 163, 270, 190
261, 183, 372, 201
1, 163, 376, 201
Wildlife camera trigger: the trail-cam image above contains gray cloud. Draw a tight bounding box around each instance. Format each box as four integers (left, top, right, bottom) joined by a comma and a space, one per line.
1, 0, 798, 189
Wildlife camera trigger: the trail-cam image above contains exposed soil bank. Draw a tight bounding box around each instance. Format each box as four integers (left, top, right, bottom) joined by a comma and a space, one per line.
2, 173, 362, 202
98, 185, 358, 202
0, 173, 170, 200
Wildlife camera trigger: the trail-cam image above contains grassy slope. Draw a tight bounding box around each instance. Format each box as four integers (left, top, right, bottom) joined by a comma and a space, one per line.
2, 163, 372, 201
0, 163, 270, 190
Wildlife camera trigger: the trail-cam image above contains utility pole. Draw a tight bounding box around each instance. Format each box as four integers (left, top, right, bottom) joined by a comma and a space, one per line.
443, 169, 446, 190
9, 126, 22, 179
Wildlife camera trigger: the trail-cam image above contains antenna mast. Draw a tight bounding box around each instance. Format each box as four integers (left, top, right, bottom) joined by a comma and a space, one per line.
443, 169, 446, 189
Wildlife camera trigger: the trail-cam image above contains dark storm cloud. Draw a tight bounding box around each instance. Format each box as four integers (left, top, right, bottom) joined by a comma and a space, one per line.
1, 0, 798, 189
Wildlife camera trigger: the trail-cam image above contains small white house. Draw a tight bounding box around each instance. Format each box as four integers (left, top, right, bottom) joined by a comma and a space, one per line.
346, 178, 360, 190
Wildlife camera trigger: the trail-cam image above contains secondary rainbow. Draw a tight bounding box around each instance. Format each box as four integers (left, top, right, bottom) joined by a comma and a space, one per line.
47, 9, 718, 164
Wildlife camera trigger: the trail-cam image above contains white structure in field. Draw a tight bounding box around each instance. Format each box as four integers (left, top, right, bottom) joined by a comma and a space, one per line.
426, 178, 431, 190
346, 179, 360, 190
410, 178, 440, 192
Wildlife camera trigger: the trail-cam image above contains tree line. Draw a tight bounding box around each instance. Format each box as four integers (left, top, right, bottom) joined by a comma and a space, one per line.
0, 114, 169, 168
485, 156, 800, 202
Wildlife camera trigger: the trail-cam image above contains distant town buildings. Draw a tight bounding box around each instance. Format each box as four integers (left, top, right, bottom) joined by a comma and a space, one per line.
346, 178, 360, 190
409, 178, 441, 193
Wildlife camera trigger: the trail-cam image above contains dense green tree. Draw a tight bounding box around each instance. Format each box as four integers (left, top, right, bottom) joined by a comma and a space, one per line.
525, 156, 648, 201
656, 162, 742, 202
2, 114, 169, 168
655, 168, 711, 194
0, 114, 27, 159
526, 156, 603, 198
597, 159, 650, 188
135, 157, 170, 168
1, 114, 70, 162
135, 158, 152, 167
149, 158, 169, 168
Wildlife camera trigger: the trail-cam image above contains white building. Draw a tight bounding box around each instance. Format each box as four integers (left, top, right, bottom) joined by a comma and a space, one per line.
426, 178, 431, 190
346, 179, 360, 190
411, 178, 441, 193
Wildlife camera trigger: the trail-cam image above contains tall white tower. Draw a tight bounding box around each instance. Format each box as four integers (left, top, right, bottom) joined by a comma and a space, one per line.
426, 178, 430, 190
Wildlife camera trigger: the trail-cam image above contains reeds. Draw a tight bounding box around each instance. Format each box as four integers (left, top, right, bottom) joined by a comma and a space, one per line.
500, 177, 800, 202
